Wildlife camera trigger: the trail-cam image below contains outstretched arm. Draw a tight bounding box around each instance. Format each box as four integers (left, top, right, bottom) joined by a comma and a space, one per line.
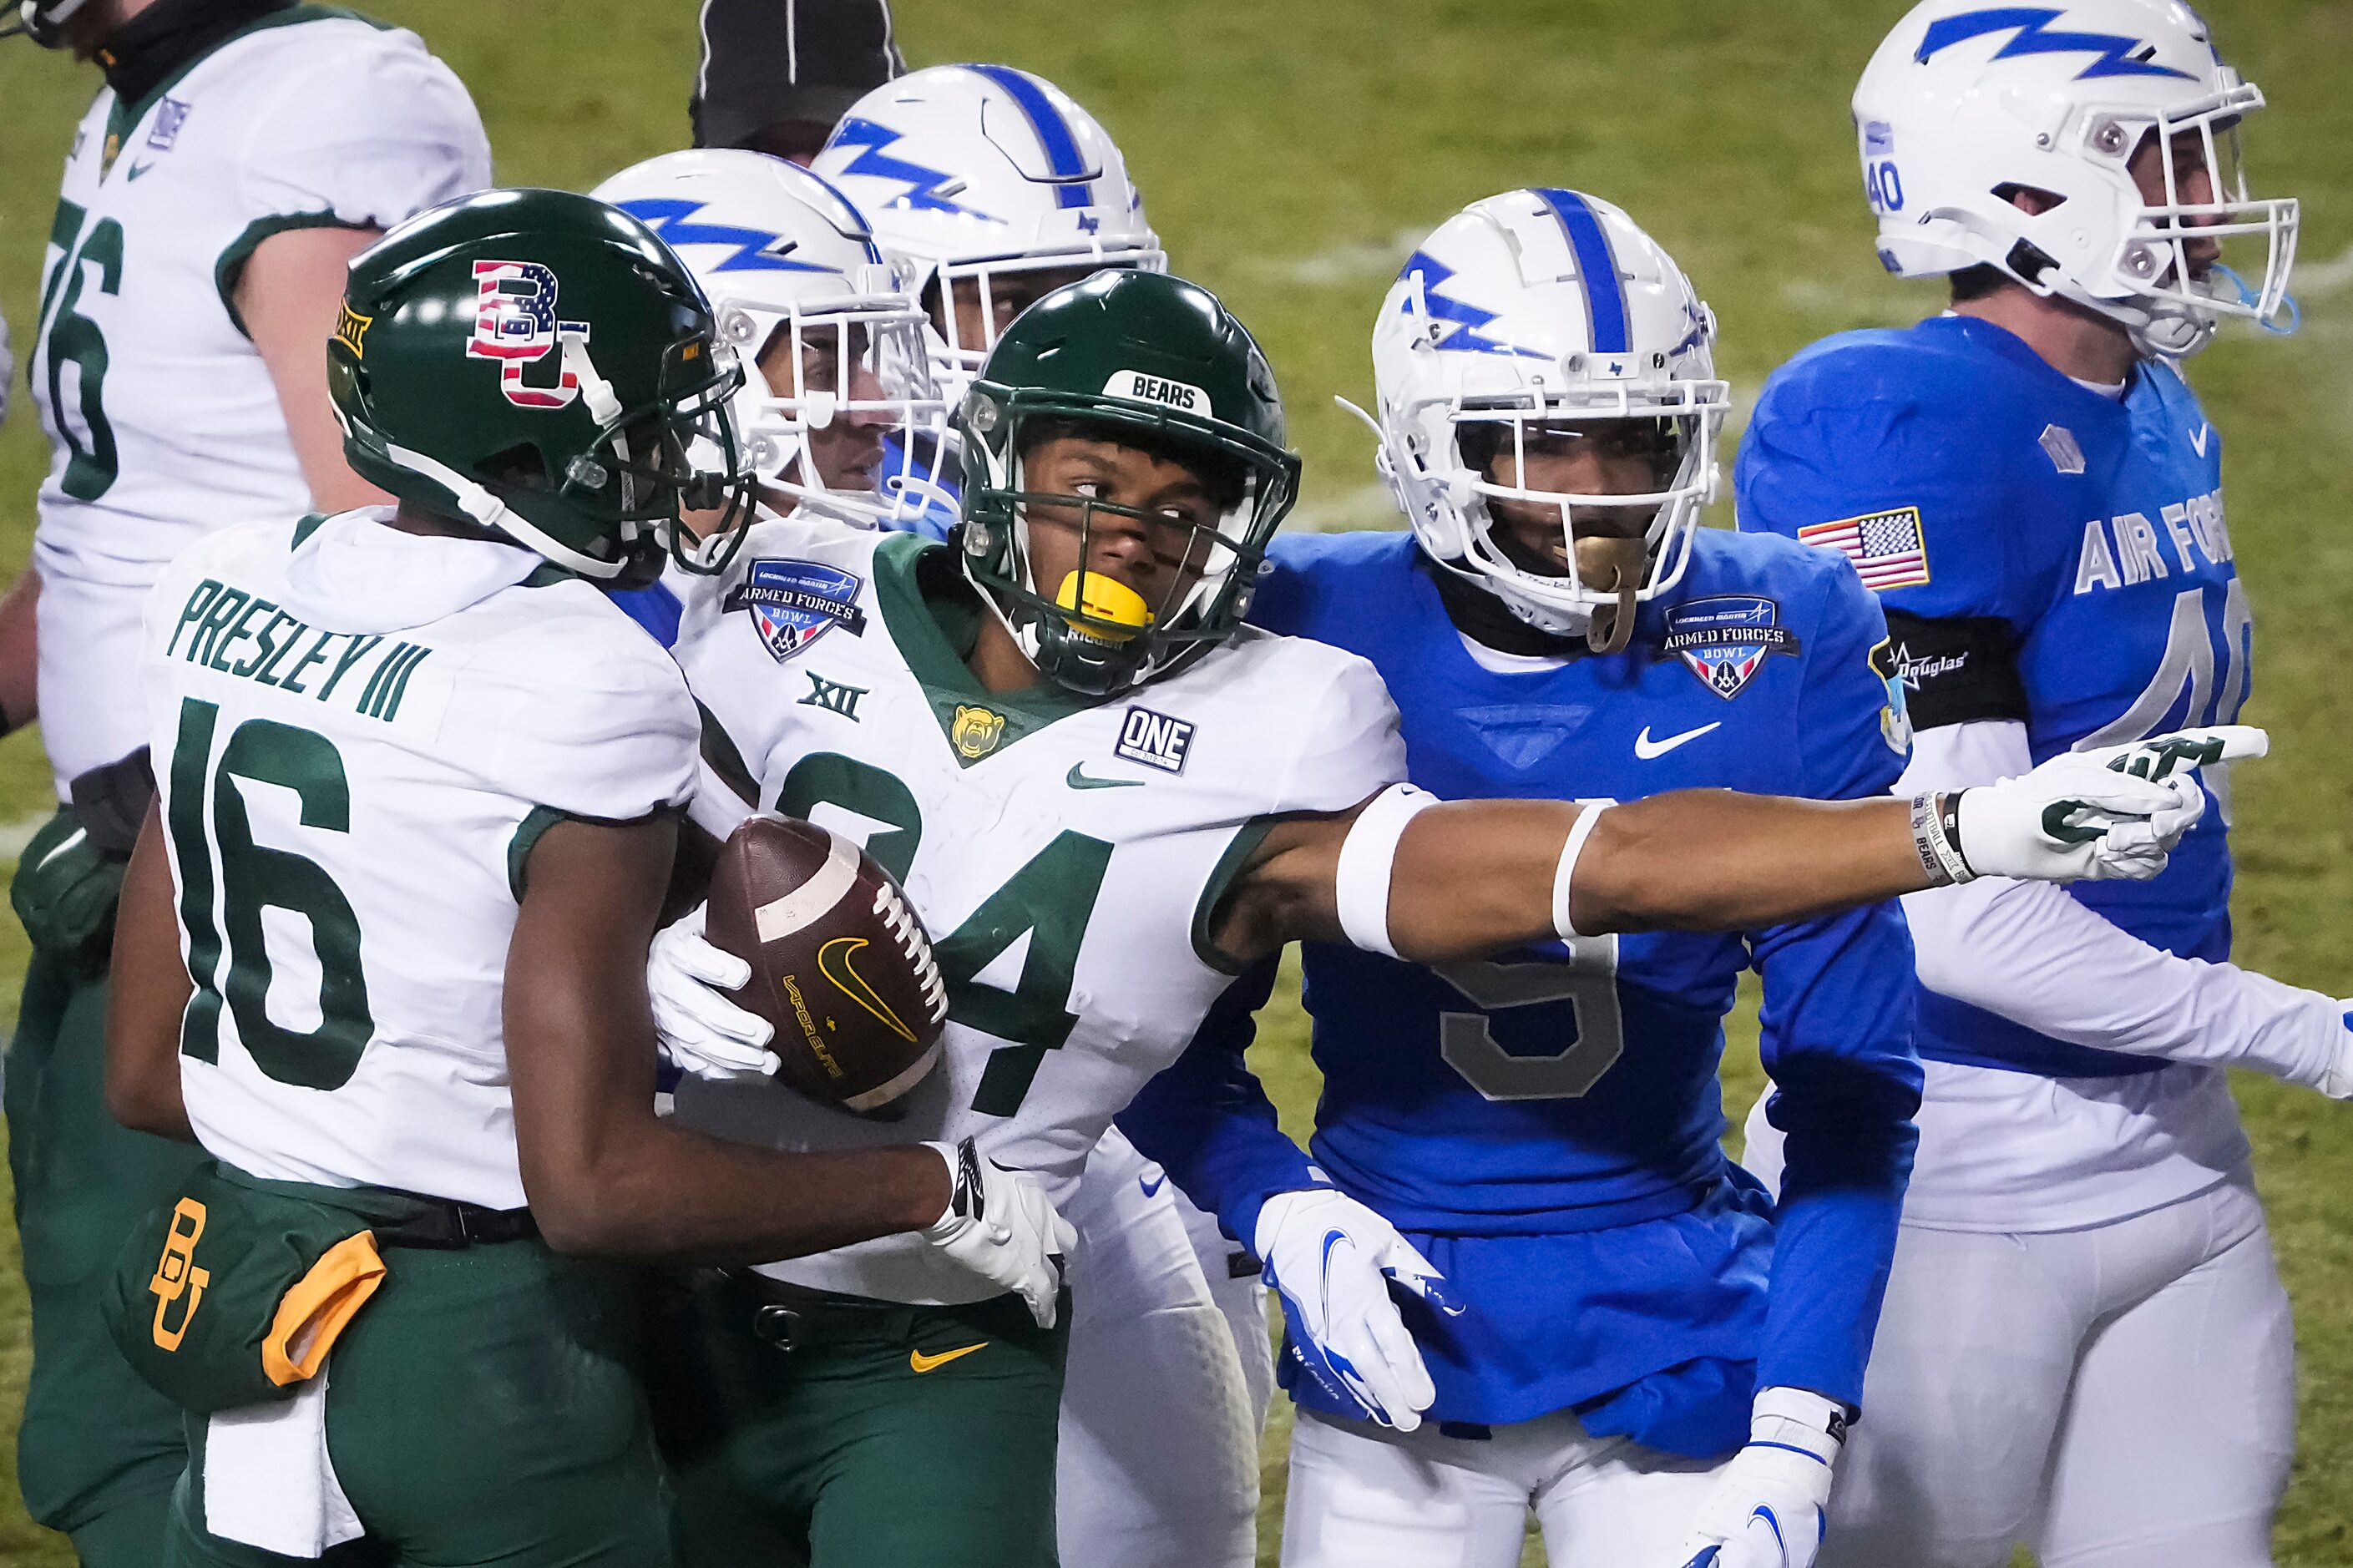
1212, 729, 2250, 968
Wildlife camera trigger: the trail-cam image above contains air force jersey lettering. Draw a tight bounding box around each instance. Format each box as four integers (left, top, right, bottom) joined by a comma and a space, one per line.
1739, 315, 2242, 1077
665, 518, 1405, 1305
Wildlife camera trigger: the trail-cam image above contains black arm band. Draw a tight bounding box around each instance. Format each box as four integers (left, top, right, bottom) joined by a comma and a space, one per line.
1881, 610, 2027, 730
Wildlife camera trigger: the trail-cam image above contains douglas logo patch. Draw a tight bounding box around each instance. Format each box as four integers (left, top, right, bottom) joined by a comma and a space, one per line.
726, 559, 868, 661
1662, 595, 1799, 700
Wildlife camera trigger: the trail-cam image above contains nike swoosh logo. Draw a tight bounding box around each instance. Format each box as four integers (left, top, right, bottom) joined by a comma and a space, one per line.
1066, 763, 1143, 790
817, 935, 917, 1043
2189, 422, 2212, 457
1634, 721, 1722, 760
908, 1342, 988, 1373
1139, 1173, 1166, 1198
126, 161, 156, 180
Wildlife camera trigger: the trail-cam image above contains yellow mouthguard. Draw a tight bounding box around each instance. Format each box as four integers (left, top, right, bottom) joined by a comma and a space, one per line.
1054, 571, 1155, 644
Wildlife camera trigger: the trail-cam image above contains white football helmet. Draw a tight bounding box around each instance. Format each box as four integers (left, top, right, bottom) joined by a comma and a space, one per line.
590, 149, 949, 529
1855, 0, 2299, 358
812, 63, 1166, 397
1369, 189, 1729, 651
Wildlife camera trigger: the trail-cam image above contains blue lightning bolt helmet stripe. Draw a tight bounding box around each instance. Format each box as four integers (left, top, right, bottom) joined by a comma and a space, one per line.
1531, 187, 1632, 356
964, 63, 1096, 210
1915, 6, 2193, 78
613, 198, 842, 273
826, 116, 1000, 220
1397, 250, 1547, 358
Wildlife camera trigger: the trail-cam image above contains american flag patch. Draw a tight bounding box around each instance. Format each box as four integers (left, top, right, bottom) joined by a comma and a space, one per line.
1797, 506, 1930, 591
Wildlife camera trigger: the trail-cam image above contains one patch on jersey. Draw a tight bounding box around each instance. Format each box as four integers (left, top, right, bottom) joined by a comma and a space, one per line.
724, 559, 868, 661
147, 98, 194, 151
1661, 595, 1799, 700
2038, 423, 2086, 475
1102, 370, 1209, 415
1114, 706, 1193, 773
1796, 506, 1930, 592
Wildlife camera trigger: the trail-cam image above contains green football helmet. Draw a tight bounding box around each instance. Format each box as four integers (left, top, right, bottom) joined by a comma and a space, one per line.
955, 269, 1301, 696
328, 187, 754, 589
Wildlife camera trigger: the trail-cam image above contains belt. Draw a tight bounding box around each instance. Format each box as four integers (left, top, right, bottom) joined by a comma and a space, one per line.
210, 1165, 539, 1250
372, 1194, 539, 1250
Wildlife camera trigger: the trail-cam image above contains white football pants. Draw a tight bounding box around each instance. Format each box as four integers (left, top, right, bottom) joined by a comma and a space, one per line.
1169, 1173, 1276, 1431
1057, 1127, 1260, 1568
1819, 1171, 2293, 1568
1279, 1404, 1721, 1568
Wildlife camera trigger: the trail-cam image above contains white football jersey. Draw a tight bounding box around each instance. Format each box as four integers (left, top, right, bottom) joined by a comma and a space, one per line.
669, 518, 1404, 1302
31, 11, 489, 793
142, 511, 696, 1209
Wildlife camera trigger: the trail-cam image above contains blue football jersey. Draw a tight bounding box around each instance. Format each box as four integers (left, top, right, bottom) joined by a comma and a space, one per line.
1125, 527, 1920, 1451
1738, 315, 2244, 1077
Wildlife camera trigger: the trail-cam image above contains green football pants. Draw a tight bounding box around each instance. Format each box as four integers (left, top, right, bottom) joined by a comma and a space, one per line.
7, 946, 208, 1561
164, 1237, 671, 1567
656, 1276, 1070, 1568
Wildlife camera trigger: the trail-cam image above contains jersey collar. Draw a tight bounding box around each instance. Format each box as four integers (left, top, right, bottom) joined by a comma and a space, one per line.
869, 533, 1106, 767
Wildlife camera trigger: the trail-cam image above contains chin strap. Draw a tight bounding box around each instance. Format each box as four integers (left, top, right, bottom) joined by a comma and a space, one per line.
1575, 535, 1647, 655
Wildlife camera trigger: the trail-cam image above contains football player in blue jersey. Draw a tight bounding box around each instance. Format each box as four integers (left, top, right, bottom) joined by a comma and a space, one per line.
1122, 189, 1927, 1568
1733, 3, 2350, 1565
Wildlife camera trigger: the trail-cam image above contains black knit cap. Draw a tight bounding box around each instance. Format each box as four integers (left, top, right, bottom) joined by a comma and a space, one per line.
690, 0, 904, 158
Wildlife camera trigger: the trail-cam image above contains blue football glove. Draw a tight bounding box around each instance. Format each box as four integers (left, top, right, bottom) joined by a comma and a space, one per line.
1674, 1386, 1845, 1568
1255, 1186, 1462, 1433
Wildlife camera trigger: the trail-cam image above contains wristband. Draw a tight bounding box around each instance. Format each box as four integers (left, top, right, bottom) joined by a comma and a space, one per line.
1334, 784, 1437, 958
1910, 791, 1976, 888
1551, 800, 1615, 939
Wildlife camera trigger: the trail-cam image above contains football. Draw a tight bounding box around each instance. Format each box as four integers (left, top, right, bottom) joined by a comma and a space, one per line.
703, 816, 949, 1114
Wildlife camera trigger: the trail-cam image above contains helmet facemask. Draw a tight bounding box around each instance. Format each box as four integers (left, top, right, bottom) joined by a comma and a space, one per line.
512, 333, 757, 589
2093, 85, 2299, 357
0, 0, 94, 47
1379, 320, 1728, 654
915, 245, 1169, 401
959, 397, 1293, 697
717, 278, 953, 531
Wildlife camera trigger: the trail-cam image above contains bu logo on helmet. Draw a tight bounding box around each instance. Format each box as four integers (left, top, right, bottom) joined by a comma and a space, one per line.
466, 260, 594, 409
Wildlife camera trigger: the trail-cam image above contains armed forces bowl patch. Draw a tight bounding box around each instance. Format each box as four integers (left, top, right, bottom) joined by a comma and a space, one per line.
725, 559, 868, 661
1662, 594, 1799, 700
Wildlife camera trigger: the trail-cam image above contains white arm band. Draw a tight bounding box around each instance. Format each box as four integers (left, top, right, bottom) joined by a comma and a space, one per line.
1333, 784, 1437, 958
1551, 800, 1615, 940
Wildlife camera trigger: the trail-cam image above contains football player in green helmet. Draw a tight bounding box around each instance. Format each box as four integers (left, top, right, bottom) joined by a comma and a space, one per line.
328, 187, 760, 585
954, 268, 1298, 698
643, 264, 2232, 1568
104, 187, 1072, 1567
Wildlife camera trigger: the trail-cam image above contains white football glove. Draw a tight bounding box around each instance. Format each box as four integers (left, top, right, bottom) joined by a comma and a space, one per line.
1951, 726, 2265, 883
1256, 1186, 1463, 1433
920, 1140, 1075, 1329
646, 904, 777, 1080
1673, 1387, 1844, 1568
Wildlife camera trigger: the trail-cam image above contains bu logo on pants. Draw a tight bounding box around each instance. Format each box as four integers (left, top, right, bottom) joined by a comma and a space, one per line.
149, 1196, 210, 1351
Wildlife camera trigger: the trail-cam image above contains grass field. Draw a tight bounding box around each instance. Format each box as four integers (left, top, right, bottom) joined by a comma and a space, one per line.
3, 1, 2350, 1563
